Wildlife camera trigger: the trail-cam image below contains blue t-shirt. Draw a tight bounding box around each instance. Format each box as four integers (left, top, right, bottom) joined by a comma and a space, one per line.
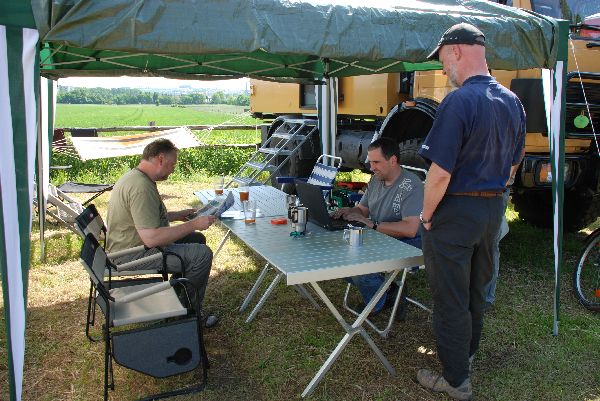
418, 75, 526, 193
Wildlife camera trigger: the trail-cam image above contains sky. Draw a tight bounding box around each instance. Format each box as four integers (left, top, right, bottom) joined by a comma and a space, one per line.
59, 76, 249, 91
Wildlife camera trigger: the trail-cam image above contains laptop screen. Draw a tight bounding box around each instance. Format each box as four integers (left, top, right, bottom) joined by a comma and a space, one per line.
294, 180, 333, 227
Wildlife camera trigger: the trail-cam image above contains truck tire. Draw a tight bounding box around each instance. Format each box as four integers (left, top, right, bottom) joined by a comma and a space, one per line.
397, 138, 429, 180
512, 189, 600, 232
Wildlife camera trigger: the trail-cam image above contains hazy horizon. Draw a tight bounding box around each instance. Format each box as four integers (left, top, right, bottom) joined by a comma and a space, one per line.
59, 76, 249, 91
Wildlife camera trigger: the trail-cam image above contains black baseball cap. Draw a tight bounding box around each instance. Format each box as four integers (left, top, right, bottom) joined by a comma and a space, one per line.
427, 23, 486, 60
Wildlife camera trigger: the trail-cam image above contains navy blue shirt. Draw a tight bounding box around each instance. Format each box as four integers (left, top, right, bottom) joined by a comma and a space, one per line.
418, 75, 526, 193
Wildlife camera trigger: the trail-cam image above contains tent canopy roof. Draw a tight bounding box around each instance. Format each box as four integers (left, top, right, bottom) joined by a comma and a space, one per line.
33, 0, 560, 81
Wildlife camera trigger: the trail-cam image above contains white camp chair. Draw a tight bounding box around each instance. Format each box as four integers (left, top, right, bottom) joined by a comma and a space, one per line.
277, 154, 343, 199
79, 234, 208, 401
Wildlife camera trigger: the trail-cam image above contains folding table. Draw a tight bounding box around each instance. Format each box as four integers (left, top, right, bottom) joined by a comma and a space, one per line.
219, 217, 423, 397
195, 186, 321, 312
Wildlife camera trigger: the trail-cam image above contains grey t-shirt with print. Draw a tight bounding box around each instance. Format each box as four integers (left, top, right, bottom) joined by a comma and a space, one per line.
359, 169, 423, 223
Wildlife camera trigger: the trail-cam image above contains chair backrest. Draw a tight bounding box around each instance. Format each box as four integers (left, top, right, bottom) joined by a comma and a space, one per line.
80, 234, 110, 292
76, 204, 106, 241
307, 154, 342, 188
47, 184, 85, 223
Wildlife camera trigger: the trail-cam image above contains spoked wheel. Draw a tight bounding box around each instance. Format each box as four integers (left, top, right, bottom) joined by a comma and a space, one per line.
573, 227, 600, 311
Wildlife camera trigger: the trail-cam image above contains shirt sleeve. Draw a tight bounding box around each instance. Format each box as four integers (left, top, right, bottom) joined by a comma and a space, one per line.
400, 176, 424, 219
418, 93, 466, 174
129, 182, 162, 230
512, 102, 527, 165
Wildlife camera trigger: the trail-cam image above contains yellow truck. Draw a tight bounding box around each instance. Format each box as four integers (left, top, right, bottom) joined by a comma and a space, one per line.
250, 0, 600, 231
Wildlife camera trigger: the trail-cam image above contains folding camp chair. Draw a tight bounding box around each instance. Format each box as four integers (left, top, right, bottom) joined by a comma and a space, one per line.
40, 182, 112, 234
277, 154, 343, 199
79, 234, 208, 401
57, 181, 113, 206
76, 204, 172, 341
342, 164, 432, 338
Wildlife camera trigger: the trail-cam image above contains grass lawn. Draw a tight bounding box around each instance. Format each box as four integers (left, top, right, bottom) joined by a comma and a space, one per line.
3, 181, 599, 401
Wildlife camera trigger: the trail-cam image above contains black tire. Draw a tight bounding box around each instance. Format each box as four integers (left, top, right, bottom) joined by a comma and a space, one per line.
512, 189, 600, 232
396, 138, 430, 181
573, 227, 600, 311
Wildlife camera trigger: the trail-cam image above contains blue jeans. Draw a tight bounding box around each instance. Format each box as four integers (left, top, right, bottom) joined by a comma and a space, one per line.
347, 236, 422, 312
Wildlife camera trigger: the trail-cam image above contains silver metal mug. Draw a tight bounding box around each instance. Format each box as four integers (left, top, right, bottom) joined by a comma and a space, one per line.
343, 225, 364, 246
291, 206, 308, 234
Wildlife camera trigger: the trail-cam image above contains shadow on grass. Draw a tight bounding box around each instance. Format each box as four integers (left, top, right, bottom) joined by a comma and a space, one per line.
5, 210, 599, 401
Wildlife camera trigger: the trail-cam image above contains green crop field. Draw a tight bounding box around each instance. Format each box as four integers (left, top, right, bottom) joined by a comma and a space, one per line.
56, 104, 257, 127
52, 104, 264, 183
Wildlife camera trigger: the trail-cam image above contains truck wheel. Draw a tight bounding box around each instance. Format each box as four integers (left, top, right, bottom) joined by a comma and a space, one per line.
397, 138, 429, 180
512, 189, 600, 232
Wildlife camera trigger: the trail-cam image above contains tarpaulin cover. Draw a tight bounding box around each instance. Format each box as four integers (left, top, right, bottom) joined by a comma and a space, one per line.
33, 0, 560, 80
70, 127, 200, 161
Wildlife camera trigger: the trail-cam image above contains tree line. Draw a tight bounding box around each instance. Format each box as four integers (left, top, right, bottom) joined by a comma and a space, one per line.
57, 86, 250, 106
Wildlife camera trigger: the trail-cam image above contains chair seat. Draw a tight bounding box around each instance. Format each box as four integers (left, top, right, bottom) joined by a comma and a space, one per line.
110, 283, 187, 326
105, 268, 160, 277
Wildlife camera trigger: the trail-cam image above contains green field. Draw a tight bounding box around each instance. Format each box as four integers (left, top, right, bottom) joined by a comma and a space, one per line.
52, 104, 263, 183
56, 103, 257, 127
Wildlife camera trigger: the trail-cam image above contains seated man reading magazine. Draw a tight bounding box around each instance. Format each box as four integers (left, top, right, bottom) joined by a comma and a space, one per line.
106, 139, 219, 328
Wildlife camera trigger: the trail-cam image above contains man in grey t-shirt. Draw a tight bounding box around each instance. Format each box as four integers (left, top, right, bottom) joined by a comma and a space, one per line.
333, 137, 423, 314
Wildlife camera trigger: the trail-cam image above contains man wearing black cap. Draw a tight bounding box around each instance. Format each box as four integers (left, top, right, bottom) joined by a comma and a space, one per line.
416, 23, 526, 400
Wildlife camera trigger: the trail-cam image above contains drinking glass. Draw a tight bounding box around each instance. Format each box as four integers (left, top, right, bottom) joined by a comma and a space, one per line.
243, 200, 256, 224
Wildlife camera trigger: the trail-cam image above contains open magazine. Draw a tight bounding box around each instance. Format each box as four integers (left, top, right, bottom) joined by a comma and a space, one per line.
188, 191, 234, 219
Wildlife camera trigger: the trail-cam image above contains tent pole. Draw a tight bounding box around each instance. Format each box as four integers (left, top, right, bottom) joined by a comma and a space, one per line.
551, 20, 569, 336
37, 78, 45, 262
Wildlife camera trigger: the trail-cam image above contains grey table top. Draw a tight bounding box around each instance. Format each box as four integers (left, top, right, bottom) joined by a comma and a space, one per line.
194, 185, 287, 217
221, 218, 423, 285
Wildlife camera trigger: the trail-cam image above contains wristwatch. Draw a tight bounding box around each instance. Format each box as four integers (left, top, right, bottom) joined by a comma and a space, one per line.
372, 220, 378, 231
419, 212, 432, 224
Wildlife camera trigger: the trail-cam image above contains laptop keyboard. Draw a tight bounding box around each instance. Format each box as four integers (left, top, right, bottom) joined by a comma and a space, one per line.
328, 218, 365, 229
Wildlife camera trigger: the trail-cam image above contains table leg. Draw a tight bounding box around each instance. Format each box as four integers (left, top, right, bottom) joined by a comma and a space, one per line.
302, 272, 399, 398
293, 284, 320, 309
245, 271, 284, 323
240, 263, 272, 312
213, 229, 231, 259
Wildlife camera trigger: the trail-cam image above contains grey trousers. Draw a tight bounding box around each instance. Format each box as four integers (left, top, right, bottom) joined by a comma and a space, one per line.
112, 233, 213, 312
422, 195, 503, 387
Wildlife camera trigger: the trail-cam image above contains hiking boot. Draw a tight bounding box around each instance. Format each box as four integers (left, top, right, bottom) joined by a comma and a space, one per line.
417, 369, 472, 400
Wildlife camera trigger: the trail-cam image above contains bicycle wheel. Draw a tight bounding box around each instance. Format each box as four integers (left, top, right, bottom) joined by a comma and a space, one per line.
573, 227, 600, 311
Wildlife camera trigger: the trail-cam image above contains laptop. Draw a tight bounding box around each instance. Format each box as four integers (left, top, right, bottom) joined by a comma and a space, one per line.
295, 180, 365, 231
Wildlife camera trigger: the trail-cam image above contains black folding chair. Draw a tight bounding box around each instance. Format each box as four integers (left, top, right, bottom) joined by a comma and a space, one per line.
76, 205, 180, 342
79, 234, 208, 401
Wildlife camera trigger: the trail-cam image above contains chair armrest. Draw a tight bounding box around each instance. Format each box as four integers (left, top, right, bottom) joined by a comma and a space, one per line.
107, 245, 146, 259
115, 252, 163, 272
115, 280, 174, 303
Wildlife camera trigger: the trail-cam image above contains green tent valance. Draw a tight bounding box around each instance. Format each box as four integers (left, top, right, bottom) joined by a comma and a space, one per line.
34, 0, 560, 80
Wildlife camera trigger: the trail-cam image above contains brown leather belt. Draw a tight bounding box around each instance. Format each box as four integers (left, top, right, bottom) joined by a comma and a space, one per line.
448, 191, 504, 197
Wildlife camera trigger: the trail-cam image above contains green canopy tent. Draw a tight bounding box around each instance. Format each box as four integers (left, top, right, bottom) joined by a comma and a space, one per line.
1, 1, 568, 400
